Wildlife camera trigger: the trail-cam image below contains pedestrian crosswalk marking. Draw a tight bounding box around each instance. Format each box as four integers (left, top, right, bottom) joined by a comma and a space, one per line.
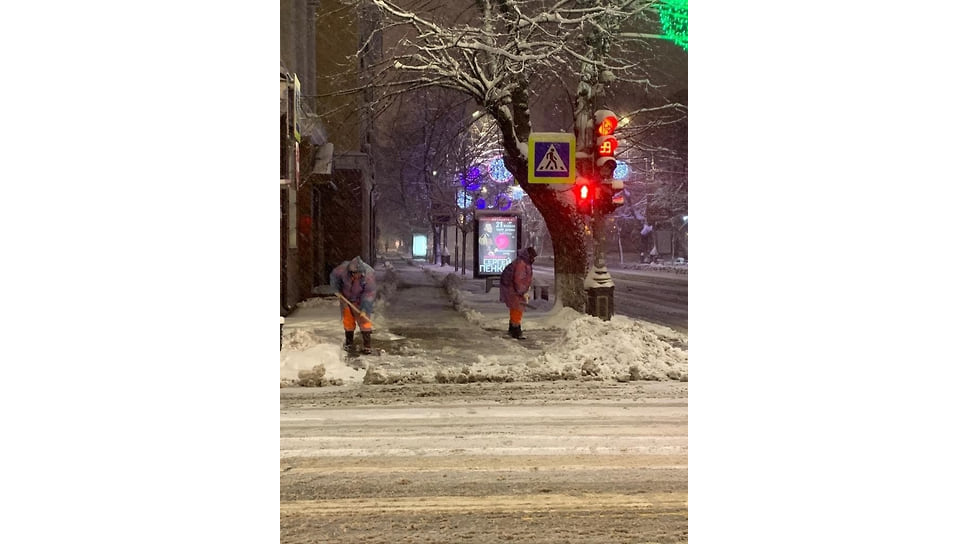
536, 145, 568, 172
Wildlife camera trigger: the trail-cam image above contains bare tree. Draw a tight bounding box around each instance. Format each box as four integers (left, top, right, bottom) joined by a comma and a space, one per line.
370, 87, 502, 259
328, 0, 686, 311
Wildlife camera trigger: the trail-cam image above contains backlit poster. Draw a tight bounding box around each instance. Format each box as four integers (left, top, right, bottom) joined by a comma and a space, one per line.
473, 213, 521, 278
412, 234, 428, 259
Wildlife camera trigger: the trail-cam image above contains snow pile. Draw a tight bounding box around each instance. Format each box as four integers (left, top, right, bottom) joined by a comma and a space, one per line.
280, 342, 365, 386
535, 314, 688, 381
295, 297, 329, 309
617, 262, 689, 275
441, 273, 490, 327
539, 304, 584, 328
440, 271, 687, 382
280, 342, 338, 382
281, 328, 322, 351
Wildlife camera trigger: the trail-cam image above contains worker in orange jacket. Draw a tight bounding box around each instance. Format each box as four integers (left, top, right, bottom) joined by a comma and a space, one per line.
330, 256, 377, 354
499, 247, 537, 339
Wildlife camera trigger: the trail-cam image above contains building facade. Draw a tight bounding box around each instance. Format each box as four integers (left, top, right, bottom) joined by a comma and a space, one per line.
280, 0, 376, 314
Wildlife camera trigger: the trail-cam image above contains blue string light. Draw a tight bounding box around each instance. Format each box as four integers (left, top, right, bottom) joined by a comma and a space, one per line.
456, 190, 473, 208
614, 160, 630, 180
467, 165, 482, 182
487, 157, 513, 183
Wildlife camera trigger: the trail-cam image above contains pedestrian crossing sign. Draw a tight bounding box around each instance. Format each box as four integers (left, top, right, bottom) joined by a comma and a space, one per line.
528, 132, 575, 184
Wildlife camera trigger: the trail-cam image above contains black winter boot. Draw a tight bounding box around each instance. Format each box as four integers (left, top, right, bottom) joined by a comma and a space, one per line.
343, 331, 354, 351
361, 331, 372, 355
510, 324, 527, 340
508, 321, 514, 336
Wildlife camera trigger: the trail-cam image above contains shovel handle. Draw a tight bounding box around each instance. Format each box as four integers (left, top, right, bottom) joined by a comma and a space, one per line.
335, 292, 373, 324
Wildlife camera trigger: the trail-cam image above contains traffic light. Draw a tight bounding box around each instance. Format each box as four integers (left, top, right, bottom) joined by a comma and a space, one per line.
595, 179, 625, 215
593, 109, 626, 214
609, 180, 625, 206
573, 178, 593, 215
594, 109, 619, 180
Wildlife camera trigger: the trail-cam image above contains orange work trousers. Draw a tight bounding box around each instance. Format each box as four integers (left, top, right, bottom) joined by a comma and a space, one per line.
342, 306, 373, 332
509, 308, 524, 326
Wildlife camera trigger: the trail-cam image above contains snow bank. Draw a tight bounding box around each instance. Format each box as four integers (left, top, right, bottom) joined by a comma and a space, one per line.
441, 272, 491, 327
536, 314, 688, 381
440, 272, 688, 382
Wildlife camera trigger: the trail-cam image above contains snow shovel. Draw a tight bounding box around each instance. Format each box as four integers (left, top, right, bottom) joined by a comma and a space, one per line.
335, 292, 373, 324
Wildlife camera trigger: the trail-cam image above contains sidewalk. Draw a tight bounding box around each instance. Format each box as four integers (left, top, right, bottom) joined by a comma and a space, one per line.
280, 256, 688, 387
284, 257, 553, 324
280, 258, 555, 382
424, 262, 559, 325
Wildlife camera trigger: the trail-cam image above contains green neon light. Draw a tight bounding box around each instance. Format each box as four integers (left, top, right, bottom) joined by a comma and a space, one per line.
658, 0, 688, 51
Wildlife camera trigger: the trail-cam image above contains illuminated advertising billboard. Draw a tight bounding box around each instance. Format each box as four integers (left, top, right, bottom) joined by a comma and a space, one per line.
412, 234, 428, 259
473, 213, 522, 278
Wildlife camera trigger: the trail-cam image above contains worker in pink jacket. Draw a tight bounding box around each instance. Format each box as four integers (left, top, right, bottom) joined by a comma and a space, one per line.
330, 256, 377, 354
499, 247, 537, 339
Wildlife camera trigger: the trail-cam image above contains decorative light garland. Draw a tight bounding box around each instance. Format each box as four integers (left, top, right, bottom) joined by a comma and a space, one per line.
487, 156, 513, 183
614, 160, 630, 180
658, 0, 688, 51
494, 192, 512, 211
456, 189, 474, 209
467, 165, 482, 182
466, 165, 484, 191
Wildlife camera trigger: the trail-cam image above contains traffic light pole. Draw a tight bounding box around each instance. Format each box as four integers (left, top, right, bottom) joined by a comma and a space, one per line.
578, 169, 614, 320
575, 98, 616, 321
584, 201, 615, 320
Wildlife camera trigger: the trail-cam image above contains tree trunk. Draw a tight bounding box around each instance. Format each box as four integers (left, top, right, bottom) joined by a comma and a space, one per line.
528, 184, 588, 312
490, 74, 590, 312
492, 139, 590, 312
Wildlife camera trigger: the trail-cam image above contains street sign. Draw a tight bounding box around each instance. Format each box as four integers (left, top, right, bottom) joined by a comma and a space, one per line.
528, 133, 576, 184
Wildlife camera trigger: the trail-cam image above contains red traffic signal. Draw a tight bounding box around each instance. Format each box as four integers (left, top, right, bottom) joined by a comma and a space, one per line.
572, 178, 593, 215
596, 135, 618, 157
593, 109, 620, 179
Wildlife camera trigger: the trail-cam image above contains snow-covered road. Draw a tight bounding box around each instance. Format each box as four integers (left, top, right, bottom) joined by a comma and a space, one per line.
281, 381, 688, 543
